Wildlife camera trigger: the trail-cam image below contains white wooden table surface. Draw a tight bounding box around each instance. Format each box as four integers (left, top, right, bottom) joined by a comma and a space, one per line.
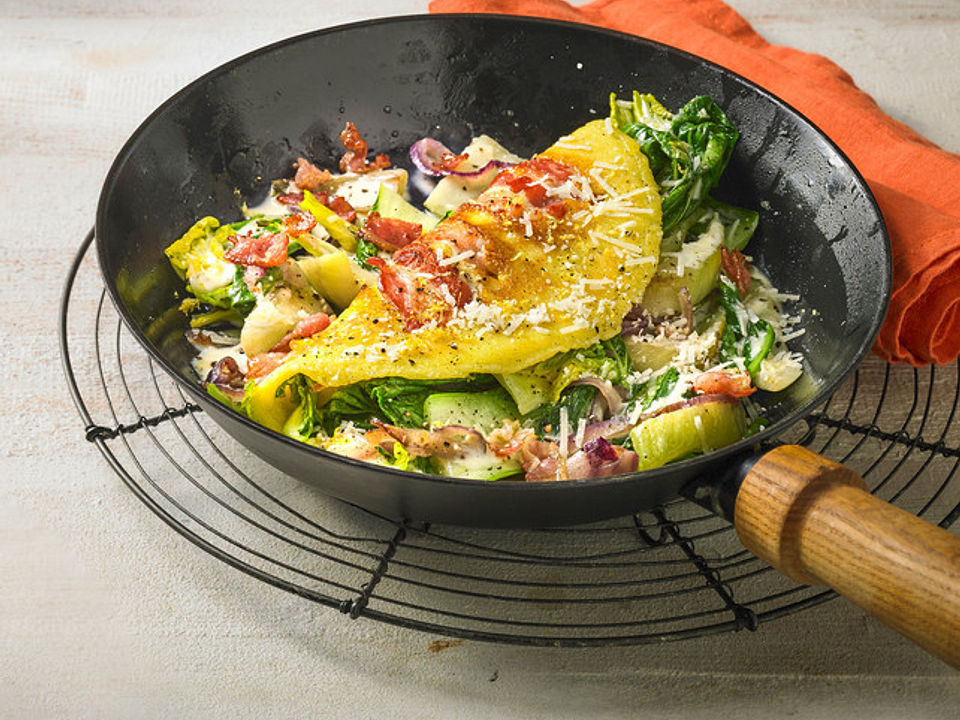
3, 1, 960, 718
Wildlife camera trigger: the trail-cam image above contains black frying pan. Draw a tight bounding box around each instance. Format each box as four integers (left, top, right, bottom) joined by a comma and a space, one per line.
93, 15, 960, 666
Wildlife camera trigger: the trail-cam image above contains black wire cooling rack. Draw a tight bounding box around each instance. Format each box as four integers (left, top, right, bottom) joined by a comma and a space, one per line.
60, 232, 960, 647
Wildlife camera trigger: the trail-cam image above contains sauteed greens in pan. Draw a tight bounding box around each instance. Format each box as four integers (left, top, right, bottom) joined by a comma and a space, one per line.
167, 92, 805, 482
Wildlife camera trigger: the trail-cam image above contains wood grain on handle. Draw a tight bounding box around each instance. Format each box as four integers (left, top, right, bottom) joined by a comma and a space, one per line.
734, 445, 960, 668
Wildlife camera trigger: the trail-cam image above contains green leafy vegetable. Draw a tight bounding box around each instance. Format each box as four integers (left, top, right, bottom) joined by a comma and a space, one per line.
610, 91, 739, 231
366, 378, 440, 427
378, 442, 413, 470
610, 93, 674, 178
523, 384, 597, 437
314, 376, 498, 434
702, 197, 759, 251
191, 265, 257, 316
278, 375, 320, 442
365, 376, 495, 427
206, 382, 242, 412
717, 276, 774, 375
744, 415, 770, 437
376, 442, 431, 473
189, 308, 244, 329
640, 367, 680, 410
165, 216, 222, 280
744, 319, 774, 375
537, 336, 633, 403
663, 196, 759, 252
377, 444, 434, 473
316, 384, 379, 436
718, 275, 743, 326
355, 235, 381, 272
600, 336, 632, 383
257, 267, 282, 295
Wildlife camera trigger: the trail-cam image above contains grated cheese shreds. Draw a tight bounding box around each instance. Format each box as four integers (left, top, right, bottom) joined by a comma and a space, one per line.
780, 328, 807, 343
575, 417, 587, 449
521, 215, 533, 237
624, 255, 657, 266
591, 230, 643, 255
439, 249, 475, 266
609, 187, 651, 202
593, 161, 627, 171
589, 166, 619, 197
559, 408, 570, 457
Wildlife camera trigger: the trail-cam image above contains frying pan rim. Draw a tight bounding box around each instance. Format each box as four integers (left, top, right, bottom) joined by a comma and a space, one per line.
95, 12, 892, 496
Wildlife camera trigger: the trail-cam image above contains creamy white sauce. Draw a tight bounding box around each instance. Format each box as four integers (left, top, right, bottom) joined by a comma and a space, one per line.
189, 258, 236, 294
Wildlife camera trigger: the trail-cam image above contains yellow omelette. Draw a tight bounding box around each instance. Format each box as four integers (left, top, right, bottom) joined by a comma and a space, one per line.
246, 120, 661, 429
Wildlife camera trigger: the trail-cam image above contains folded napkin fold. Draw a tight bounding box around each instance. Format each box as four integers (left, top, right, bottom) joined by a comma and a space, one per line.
430, 0, 960, 365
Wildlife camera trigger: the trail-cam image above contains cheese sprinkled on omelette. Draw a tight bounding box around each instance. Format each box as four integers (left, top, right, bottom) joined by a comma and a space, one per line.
246, 121, 661, 426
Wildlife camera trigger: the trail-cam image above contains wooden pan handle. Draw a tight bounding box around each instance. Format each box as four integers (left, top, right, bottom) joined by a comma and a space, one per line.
734, 444, 960, 668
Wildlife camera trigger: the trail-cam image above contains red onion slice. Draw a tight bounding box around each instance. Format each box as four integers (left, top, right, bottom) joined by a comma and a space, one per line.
574, 414, 635, 449
570, 377, 625, 417
204, 356, 246, 402
566, 437, 640, 479
409, 137, 515, 178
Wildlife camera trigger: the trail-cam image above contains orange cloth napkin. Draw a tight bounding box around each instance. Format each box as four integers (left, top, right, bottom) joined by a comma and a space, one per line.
430, 0, 960, 365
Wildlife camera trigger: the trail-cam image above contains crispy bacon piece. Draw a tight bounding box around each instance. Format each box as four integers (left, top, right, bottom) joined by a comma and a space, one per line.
370, 243, 472, 330
305, 191, 357, 222
339, 122, 391, 174
360, 212, 422, 251
366, 422, 486, 459
395, 243, 472, 304
246, 352, 287, 380
491, 157, 573, 218
366, 256, 416, 312
438, 151, 469, 172
294, 157, 331, 191
268, 312, 331, 353
487, 420, 568, 482
430, 219, 505, 277
519, 157, 575, 184
282, 211, 317, 237
721, 247, 751, 296
326, 195, 358, 222
565, 438, 639, 480
277, 192, 305, 205
543, 202, 567, 218
488, 420, 536, 458
223, 233, 289, 267
519, 439, 567, 482
693, 370, 756, 397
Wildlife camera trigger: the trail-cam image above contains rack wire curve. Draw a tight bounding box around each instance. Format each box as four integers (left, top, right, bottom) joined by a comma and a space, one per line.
60, 232, 960, 646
